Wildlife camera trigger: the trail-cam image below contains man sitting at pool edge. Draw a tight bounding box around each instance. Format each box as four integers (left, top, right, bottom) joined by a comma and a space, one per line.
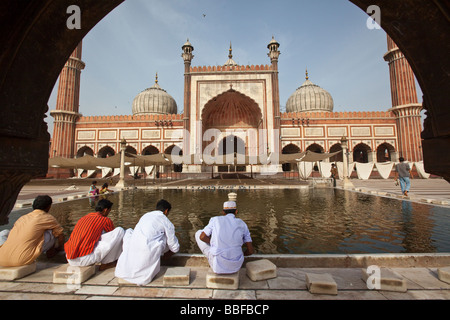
0, 195, 65, 267
64, 199, 125, 271
195, 200, 254, 274
115, 199, 180, 285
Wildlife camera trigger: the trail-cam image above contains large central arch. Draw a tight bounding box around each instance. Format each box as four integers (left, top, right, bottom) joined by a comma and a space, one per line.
201, 89, 262, 130
0, 0, 448, 224
202, 89, 261, 173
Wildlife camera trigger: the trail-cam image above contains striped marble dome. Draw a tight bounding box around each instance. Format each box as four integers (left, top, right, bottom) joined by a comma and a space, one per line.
132, 74, 177, 115
286, 71, 334, 113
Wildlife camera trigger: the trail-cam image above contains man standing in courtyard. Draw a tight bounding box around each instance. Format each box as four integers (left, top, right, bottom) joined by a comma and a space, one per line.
195, 200, 254, 274
0, 195, 65, 267
115, 199, 180, 285
395, 157, 413, 196
330, 163, 338, 187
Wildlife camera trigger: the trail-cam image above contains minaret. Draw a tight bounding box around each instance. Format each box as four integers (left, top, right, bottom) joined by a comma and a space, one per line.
384, 35, 423, 162
50, 42, 85, 158
181, 39, 194, 154
268, 36, 281, 133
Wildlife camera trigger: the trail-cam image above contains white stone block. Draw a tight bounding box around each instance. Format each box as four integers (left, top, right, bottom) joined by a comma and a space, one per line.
0, 262, 36, 280
305, 272, 338, 295
53, 264, 96, 284
206, 270, 239, 290
163, 267, 190, 286
246, 259, 277, 281
361, 267, 407, 292
437, 266, 450, 284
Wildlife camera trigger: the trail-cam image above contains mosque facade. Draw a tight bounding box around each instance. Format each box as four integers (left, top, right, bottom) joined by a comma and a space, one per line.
50, 35, 423, 177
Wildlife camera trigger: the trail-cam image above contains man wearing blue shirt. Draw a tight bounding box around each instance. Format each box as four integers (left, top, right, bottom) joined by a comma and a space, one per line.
195, 201, 254, 274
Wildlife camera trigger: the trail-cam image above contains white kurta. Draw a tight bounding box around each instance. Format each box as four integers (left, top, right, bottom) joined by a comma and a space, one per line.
196, 214, 252, 274
114, 210, 179, 285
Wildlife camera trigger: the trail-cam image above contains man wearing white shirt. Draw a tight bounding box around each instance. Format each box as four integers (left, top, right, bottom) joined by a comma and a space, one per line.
195, 201, 254, 274
115, 199, 179, 285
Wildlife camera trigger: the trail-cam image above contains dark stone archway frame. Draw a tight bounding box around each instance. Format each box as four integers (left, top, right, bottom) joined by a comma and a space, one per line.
0, 0, 448, 224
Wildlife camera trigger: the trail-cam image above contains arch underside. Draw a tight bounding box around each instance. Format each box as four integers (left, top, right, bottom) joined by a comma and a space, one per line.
202, 89, 262, 130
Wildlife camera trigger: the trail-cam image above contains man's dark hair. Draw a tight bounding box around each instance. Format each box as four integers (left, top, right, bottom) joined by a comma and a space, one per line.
399, 157, 405, 162
32, 195, 53, 211
156, 199, 172, 212
224, 209, 237, 214
95, 199, 113, 212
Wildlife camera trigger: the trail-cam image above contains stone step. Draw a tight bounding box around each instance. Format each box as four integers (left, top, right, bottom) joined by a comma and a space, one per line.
305, 272, 338, 295
53, 263, 96, 285
163, 267, 190, 286
0, 262, 36, 280
206, 270, 239, 290
361, 267, 407, 292
246, 259, 277, 281
437, 266, 450, 284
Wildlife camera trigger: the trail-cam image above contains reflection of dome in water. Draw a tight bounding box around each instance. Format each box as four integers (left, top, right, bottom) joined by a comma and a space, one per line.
286, 70, 334, 113
132, 74, 177, 115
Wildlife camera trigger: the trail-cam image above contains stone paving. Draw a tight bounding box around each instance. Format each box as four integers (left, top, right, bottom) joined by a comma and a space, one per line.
345, 178, 450, 206
1, 253, 450, 301
2, 177, 450, 301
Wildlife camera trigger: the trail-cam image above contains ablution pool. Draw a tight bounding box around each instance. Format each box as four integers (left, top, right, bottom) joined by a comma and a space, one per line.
7, 188, 450, 254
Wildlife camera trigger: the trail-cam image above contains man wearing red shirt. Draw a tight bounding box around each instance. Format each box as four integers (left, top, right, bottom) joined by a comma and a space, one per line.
65, 199, 124, 270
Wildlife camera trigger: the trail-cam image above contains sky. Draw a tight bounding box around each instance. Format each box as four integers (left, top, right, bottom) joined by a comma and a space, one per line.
46, 0, 423, 136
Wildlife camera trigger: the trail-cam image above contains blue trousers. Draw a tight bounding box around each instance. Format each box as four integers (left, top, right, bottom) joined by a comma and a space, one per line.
399, 177, 411, 193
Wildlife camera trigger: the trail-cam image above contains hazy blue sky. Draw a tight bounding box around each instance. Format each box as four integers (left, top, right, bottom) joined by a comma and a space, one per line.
46, 0, 422, 136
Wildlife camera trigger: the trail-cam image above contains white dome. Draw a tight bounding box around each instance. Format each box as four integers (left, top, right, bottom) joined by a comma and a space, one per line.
132, 75, 177, 115
286, 72, 334, 113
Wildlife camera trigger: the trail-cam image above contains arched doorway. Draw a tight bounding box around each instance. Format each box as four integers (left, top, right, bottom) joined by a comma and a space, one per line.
353, 143, 371, 163
202, 89, 261, 174
217, 136, 246, 172
125, 146, 137, 155
376, 142, 396, 162
306, 143, 325, 172
97, 146, 115, 158
217, 136, 246, 156
76, 146, 94, 158
165, 144, 183, 172
282, 143, 301, 172
329, 144, 343, 162
306, 143, 324, 154
142, 145, 159, 155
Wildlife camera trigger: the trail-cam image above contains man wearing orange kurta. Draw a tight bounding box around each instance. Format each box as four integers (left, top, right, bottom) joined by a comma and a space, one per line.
0, 195, 64, 267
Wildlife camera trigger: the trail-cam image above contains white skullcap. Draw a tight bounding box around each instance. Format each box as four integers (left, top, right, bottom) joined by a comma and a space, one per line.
223, 201, 237, 210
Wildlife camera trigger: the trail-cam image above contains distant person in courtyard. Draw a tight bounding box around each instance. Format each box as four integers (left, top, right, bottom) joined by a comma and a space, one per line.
64, 199, 124, 270
0, 195, 65, 267
395, 157, 413, 196
330, 163, 338, 187
89, 181, 99, 196
115, 199, 180, 285
195, 200, 254, 274
99, 183, 113, 194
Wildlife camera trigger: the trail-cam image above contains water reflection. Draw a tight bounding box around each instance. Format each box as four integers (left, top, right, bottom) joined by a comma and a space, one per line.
6, 189, 450, 255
